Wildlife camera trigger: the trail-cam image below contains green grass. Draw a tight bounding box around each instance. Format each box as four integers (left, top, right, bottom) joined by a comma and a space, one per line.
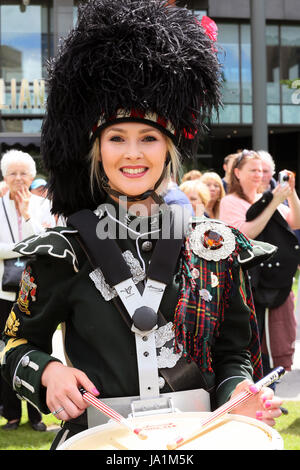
274, 401, 300, 450
0, 404, 60, 450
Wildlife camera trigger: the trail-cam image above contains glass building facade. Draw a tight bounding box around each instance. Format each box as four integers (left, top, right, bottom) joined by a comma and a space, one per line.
1, 0, 300, 177
215, 22, 300, 125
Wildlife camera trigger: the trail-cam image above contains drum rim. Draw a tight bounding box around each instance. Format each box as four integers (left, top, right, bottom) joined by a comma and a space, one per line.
57, 411, 284, 450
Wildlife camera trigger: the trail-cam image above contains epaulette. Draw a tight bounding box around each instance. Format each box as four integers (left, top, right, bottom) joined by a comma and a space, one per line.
237, 239, 277, 270
13, 226, 79, 272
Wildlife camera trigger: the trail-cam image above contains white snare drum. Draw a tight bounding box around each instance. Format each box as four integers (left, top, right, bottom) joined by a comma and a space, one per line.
57, 412, 283, 450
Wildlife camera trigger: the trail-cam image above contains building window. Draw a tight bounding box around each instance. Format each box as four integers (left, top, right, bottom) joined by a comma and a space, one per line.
214, 22, 300, 125
0, 0, 53, 134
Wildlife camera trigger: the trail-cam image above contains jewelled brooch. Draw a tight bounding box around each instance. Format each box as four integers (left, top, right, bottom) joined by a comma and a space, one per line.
189, 221, 236, 262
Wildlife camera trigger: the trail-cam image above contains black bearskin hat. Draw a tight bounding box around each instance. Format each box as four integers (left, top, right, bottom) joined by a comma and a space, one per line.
42, 0, 222, 216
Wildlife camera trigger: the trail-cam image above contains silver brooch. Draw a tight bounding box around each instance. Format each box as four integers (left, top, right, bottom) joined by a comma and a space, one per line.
211, 272, 219, 287
189, 221, 236, 262
200, 289, 212, 302
191, 268, 200, 279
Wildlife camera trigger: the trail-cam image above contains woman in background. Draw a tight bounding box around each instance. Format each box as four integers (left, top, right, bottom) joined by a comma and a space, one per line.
219, 149, 300, 378
179, 179, 210, 218
0, 149, 53, 431
200, 171, 225, 219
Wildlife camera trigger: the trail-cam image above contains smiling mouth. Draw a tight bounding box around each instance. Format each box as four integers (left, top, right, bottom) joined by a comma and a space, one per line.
121, 167, 148, 175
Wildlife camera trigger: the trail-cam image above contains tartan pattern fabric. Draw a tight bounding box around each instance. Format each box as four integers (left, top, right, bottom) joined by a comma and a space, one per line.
173, 227, 263, 380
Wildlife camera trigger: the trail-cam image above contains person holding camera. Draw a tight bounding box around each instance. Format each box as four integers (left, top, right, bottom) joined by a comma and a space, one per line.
219, 149, 300, 380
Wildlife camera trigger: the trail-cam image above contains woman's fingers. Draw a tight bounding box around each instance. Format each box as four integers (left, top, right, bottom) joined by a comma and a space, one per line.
230, 380, 283, 426
42, 362, 100, 421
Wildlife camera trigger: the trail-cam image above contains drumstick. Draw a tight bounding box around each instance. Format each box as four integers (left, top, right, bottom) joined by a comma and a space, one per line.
166, 366, 285, 450
79, 387, 147, 440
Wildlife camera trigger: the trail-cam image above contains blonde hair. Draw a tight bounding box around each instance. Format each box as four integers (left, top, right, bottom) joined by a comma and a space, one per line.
200, 171, 225, 218
89, 134, 181, 195
179, 179, 211, 206
181, 169, 202, 182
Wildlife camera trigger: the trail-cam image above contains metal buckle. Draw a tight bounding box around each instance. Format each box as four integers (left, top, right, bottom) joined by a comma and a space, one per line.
129, 396, 176, 418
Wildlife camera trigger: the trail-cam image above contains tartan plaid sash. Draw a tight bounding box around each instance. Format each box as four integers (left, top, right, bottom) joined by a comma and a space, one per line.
174, 226, 263, 381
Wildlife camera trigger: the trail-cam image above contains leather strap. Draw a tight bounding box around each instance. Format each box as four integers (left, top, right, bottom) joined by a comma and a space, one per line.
73, 229, 208, 393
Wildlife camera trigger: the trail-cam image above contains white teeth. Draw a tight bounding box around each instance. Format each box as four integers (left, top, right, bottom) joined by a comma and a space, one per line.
122, 167, 147, 174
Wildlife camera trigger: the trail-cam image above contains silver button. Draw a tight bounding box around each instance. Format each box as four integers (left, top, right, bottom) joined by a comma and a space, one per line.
268, 263, 272, 268
295, 245, 300, 250
158, 377, 166, 389
276, 262, 280, 267
21, 356, 30, 367
14, 376, 22, 388
141, 241, 153, 252
260, 263, 264, 267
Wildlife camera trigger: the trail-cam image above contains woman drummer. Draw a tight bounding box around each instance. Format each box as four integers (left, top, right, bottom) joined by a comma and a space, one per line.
1, 0, 282, 449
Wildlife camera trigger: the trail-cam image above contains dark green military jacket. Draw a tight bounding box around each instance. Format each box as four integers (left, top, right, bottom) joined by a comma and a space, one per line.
0, 198, 276, 422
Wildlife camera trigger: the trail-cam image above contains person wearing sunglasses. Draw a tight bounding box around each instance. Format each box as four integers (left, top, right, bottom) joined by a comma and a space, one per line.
219, 149, 300, 381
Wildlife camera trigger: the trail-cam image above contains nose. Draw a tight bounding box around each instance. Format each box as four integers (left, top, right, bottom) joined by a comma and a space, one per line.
124, 140, 143, 159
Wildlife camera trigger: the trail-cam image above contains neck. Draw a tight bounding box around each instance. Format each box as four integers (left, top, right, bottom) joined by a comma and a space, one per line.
111, 194, 160, 216
243, 186, 258, 204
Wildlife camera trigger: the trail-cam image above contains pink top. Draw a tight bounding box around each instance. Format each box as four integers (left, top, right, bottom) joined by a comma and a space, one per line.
219, 193, 290, 236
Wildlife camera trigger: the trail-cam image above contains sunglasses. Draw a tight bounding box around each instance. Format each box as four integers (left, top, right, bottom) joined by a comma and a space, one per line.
235, 149, 256, 167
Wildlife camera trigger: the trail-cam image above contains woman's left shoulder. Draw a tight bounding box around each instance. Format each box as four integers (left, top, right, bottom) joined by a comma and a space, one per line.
186, 218, 277, 269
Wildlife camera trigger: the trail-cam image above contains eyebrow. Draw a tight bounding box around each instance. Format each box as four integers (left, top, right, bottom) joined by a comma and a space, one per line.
105, 126, 160, 134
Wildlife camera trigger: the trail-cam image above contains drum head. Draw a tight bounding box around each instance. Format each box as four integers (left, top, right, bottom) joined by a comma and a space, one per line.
57, 412, 283, 450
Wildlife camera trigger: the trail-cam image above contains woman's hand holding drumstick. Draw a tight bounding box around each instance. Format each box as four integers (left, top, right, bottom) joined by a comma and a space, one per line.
79, 388, 147, 440
41, 362, 100, 421
167, 367, 285, 450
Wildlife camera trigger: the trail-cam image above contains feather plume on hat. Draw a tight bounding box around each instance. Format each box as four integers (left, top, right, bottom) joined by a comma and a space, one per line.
42, 0, 222, 216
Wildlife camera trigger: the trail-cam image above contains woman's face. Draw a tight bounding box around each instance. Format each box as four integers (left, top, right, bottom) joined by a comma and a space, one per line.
234, 158, 262, 192
185, 190, 205, 216
100, 122, 168, 202
204, 178, 221, 203
4, 162, 34, 195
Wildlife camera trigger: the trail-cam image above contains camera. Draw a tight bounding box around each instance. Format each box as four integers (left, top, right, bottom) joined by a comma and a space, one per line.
278, 170, 289, 186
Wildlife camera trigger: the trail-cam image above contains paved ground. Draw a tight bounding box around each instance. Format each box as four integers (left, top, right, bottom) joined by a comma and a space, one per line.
276, 332, 300, 401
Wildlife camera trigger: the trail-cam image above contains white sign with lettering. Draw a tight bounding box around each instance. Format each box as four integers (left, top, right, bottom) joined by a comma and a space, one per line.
0, 78, 45, 110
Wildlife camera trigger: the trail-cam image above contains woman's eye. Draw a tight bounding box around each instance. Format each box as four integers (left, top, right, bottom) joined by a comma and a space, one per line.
143, 135, 157, 142
110, 136, 123, 142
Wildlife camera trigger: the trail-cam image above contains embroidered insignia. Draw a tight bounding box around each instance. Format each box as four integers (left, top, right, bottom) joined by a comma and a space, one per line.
4, 311, 20, 337
189, 221, 236, 261
90, 250, 146, 301
0, 338, 28, 364
17, 267, 37, 315
199, 289, 212, 302
156, 345, 183, 369
154, 322, 183, 368
155, 322, 175, 348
